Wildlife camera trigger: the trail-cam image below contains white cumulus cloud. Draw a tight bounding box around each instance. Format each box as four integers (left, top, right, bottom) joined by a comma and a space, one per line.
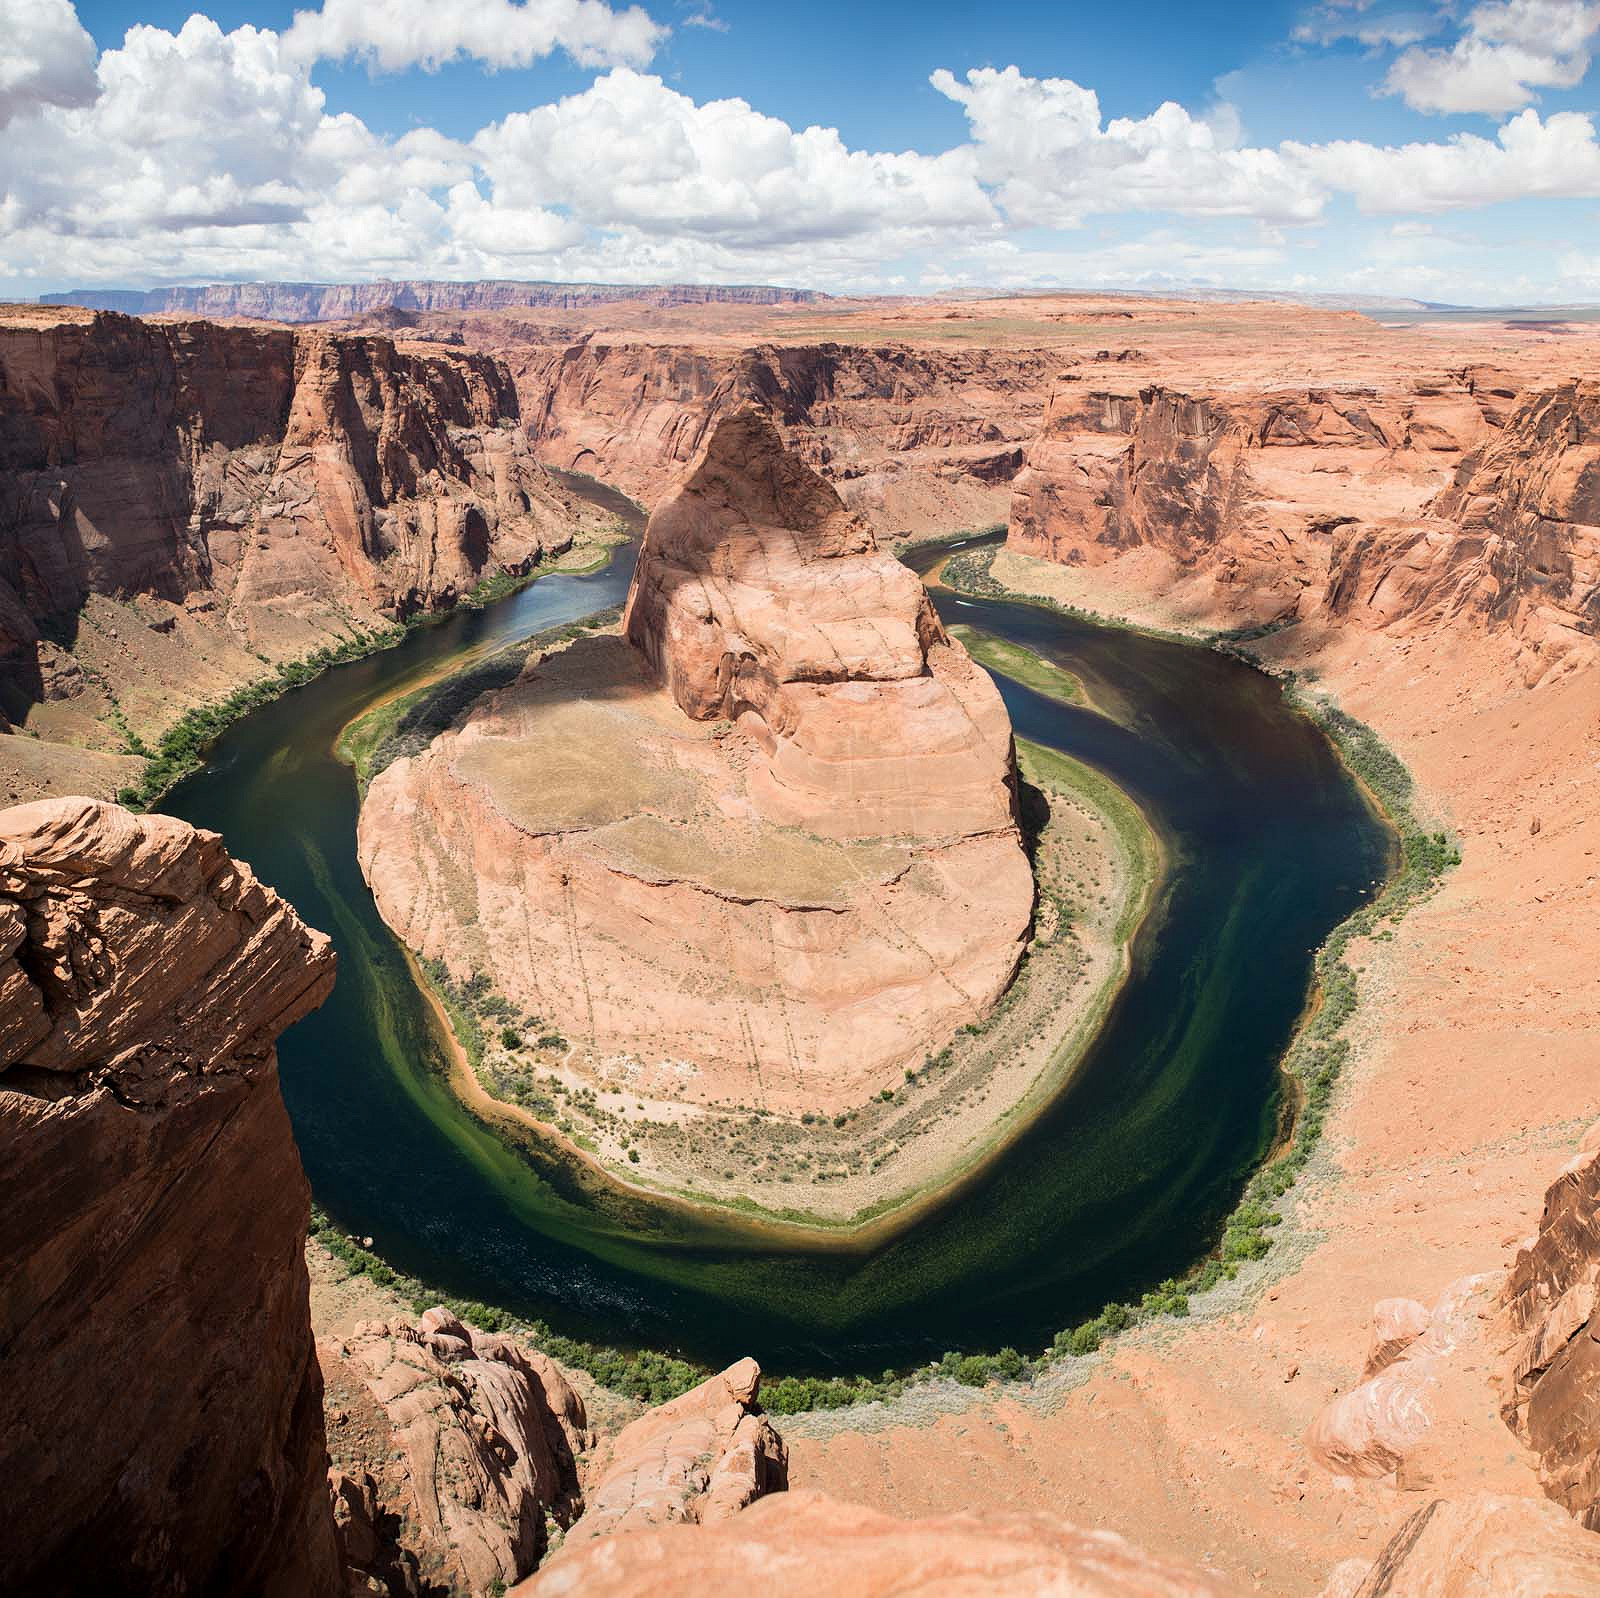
475, 69, 997, 246
1288, 107, 1600, 209
0, 0, 98, 127
282, 0, 666, 73
1, 3, 1599, 303
931, 66, 1327, 225
1383, 0, 1600, 113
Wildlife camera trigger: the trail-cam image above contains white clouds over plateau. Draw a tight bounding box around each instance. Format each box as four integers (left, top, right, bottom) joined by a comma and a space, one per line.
0, 0, 1597, 298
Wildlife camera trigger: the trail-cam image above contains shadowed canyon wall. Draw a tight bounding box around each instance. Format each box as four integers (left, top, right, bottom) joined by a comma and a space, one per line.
0, 309, 584, 740
509, 339, 1045, 531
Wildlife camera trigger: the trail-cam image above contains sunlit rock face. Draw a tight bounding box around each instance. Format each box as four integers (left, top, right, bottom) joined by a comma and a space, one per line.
359, 407, 1033, 1113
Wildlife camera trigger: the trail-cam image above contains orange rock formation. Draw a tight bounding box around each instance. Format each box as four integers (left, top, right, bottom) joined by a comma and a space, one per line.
359, 408, 1032, 1112
516, 1489, 1234, 1597
0, 798, 340, 1596
0, 307, 592, 791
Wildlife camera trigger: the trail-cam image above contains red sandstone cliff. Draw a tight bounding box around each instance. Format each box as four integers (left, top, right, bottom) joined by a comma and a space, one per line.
1327, 379, 1600, 680
507, 338, 1043, 530
0, 797, 340, 1596
1005, 373, 1599, 683
0, 309, 586, 748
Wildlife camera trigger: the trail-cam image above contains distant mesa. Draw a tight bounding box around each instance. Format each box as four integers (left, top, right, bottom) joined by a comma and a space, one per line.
38, 279, 828, 323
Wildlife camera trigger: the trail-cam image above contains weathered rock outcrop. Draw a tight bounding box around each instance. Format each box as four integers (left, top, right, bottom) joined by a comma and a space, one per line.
568, 1357, 787, 1546
1327, 379, 1600, 681
323, 1307, 590, 1595
43, 280, 825, 321
623, 406, 1020, 839
1305, 1275, 1499, 1481
511, 338, 1046, 530
517, 1488, 1234, 1597
0, 797, 340, 1597
1316, 1494, 1600, 1597
0, 308, 583, 730
1502, 1121, 1600, 1529
359, 409, 1033, 1114
1006, 373, 1600, 681
1007, 380, 1493, 619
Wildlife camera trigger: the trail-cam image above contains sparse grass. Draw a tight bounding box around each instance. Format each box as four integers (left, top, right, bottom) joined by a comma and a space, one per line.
117, 625, 407, 810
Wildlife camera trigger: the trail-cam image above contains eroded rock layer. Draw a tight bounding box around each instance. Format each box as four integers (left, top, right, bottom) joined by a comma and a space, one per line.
517, 1489, 1234, 1597
567, 1356, 787, 1547
1005, 374, 1600, 683
359, 408, 1032, 1111
0, 308, 584, 734
1502, 1123, 1600, 1529
323, 1307, 590, 1595
0, 797, 340, 1597
511, 339, 1045, 532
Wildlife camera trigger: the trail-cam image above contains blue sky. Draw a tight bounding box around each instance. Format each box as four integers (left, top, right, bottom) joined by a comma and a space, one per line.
4, 0, 1600, 301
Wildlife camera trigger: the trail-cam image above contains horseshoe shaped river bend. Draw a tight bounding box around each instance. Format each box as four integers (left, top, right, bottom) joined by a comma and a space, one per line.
164, 507, 1392, 1374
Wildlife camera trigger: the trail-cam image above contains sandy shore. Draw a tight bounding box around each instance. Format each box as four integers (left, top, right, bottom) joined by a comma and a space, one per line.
784, 546, 1600, 1594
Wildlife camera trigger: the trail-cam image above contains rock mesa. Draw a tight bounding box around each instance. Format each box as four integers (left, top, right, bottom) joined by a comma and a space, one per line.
360, 407, 1032, 1111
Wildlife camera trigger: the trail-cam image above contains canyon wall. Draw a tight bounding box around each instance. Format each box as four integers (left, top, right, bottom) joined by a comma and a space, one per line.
0, 308, 589, 779
1004, 372, 1599, 682
509, 338, 1046, 529
0, 797, 340, 1596
42, 280, 825, 321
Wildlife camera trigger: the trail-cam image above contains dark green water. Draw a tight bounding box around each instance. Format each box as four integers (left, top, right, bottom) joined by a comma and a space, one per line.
163, 519, 1390, 1373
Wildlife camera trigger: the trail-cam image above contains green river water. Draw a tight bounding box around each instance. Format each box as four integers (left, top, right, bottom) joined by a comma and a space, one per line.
163, 505, 1391, 1372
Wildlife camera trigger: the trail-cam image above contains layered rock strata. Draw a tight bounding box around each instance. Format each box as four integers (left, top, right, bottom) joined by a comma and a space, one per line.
511, 339, 1046, 532
1005, 375, 1599, 683
1304, 1273, 1500, 1481
0, 797, 340, 1597
1316, 1494, 1600, 1598
360, 408, 1032, 1111
1329, 379, 1600, 680
1502, 1122, 1600, 1528
567, 1356, 787, 1546
0, 308, 585, 744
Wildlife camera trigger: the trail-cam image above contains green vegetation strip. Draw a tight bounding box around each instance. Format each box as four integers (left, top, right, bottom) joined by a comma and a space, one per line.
951, 623, 1087, 707
115, 626, 408, 810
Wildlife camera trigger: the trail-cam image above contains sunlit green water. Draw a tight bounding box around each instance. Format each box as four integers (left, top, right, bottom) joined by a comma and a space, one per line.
164, 517, 1390, 1372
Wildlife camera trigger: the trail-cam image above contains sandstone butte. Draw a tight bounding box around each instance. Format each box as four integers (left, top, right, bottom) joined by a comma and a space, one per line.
0, 305, 607, 804
357, 405, 1033, 1119
7, 291, 1600, 1596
